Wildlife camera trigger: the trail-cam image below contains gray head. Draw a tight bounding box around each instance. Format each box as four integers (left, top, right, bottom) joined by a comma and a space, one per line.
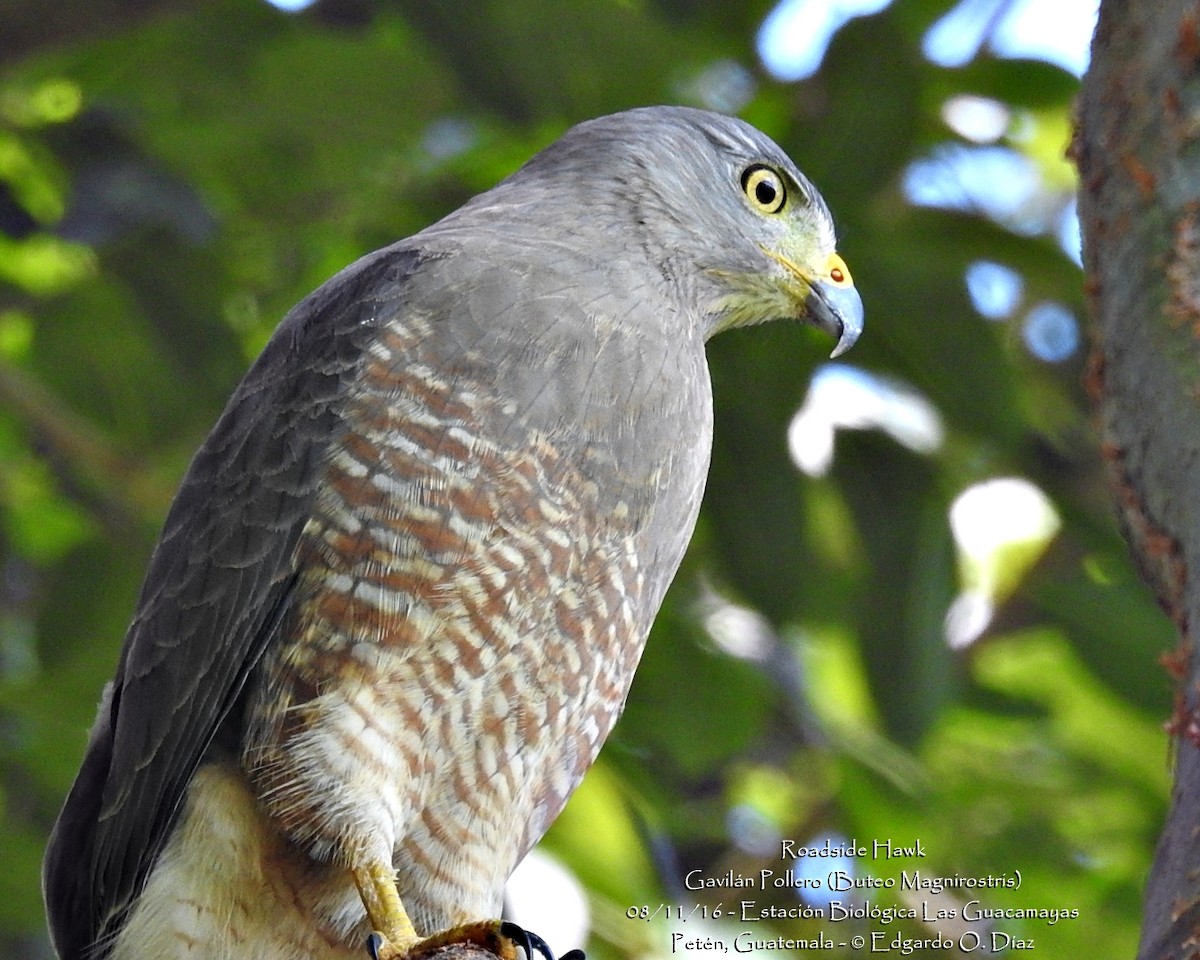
452, 106, 862, 354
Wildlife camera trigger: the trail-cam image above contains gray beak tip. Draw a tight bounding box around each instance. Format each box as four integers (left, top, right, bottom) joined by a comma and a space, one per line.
809, 280, 864, 359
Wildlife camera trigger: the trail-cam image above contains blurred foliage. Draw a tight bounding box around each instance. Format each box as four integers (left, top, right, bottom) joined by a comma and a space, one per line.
0, 1, 1168, 958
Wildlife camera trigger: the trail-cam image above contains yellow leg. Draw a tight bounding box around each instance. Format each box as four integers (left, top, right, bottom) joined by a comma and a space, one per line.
353, 861, 419, 959
350, 865, 578, 960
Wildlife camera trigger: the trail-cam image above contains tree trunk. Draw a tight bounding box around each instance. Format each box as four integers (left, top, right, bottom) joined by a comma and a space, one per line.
1076, 2, 1200, 957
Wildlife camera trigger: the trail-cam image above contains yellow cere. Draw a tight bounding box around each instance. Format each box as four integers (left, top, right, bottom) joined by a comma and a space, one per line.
825, 252, 853, 287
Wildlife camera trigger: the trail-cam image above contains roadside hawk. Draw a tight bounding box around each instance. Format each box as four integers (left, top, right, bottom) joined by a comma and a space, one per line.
43, 106, 862, 960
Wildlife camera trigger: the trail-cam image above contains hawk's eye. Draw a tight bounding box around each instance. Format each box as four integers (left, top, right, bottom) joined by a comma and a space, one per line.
741, 165, 786, 214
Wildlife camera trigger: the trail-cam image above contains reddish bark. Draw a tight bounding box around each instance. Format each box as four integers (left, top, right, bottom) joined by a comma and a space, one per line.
1077, 1, 1200, 956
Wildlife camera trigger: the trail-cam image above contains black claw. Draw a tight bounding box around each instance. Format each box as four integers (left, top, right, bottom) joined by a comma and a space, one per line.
366, 932, 384, 960
500, 921, 536, 959
499, 921, 585, 960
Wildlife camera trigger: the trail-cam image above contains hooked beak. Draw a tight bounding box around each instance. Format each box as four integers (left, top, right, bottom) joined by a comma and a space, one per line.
760, 246, 864, 358
807, 276, 863, 358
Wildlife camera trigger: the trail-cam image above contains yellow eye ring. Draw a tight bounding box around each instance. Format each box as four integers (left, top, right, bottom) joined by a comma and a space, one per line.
741, 165, 786, 214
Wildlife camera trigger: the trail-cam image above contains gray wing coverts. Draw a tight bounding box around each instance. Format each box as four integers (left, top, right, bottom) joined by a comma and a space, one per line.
42, 246, 424, 960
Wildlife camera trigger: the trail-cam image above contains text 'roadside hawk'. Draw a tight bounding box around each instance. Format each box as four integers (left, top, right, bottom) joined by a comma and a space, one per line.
43, 106, 862, 960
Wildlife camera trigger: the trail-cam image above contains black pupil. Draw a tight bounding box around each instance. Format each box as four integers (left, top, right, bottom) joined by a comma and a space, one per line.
755, 178, 778, 206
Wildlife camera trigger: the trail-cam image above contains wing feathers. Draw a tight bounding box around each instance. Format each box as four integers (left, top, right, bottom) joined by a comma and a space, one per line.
43, 245, 424, 960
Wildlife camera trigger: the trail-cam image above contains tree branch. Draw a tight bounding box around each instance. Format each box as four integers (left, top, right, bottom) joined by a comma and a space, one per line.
0, 356, 171, 532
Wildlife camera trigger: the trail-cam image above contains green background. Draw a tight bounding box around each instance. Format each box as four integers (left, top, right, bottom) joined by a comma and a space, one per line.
0, 1, 1164, 957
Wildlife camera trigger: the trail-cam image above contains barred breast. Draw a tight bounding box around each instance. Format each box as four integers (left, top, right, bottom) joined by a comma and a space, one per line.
242, 252, 713, 938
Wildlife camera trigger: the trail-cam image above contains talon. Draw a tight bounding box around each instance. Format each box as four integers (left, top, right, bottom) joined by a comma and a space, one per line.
498, 921, 583, 960
366, 931, 402, 960
500, 921, 536, 959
